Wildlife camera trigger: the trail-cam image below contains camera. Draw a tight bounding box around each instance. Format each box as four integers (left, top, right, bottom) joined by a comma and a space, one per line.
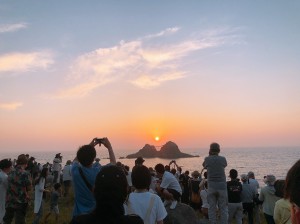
95, 138, 105, 145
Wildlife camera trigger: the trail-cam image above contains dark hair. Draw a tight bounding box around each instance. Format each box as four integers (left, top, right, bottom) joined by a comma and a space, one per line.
132, 165, 151, 190
17, 154, 28, 165
77, 145, 96, 167
284, 159, 300, 207
35, 167, 48, 185
209, 142, 220, 155
54, 183, 61, 190
124, 165, 129, 172
93, 165, 128, 220
229, 169, 238, 179
204, 171, 208, 179
171, 168, 176, 175
0, 159, 12, 170
164, 165, 170, 172
274, 180, 285, 198
155, 163, 165, 174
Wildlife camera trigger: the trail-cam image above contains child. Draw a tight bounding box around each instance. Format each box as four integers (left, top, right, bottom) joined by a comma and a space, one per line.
200, 180, 209, 219
44, 183, 61, 224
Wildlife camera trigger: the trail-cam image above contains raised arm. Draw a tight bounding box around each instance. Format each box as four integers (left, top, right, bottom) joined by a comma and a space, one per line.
101, 137, 116, 165
169, 160, 179, 169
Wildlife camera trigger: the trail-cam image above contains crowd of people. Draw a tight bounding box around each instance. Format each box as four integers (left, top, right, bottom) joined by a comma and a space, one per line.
0, 139, 299, 224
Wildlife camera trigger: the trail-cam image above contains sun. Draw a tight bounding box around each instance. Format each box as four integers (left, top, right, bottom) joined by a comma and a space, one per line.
155, 136, 160, 141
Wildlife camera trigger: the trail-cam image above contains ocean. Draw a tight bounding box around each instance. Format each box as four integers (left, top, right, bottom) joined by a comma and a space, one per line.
1, 146, 299, 188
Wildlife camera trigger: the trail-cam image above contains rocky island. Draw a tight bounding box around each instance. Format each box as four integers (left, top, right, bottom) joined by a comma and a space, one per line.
126, 141, 198, 159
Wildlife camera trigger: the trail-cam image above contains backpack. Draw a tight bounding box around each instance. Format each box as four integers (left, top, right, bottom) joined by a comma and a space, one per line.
189, 179, 201, 203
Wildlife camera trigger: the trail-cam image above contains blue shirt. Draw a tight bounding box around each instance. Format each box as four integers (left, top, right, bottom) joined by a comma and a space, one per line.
71, 162, 100, 217
92, 161, 102, 169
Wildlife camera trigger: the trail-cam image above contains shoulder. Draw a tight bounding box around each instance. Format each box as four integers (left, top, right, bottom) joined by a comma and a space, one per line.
71, 162, 79, 170
163, 172, 176, 182
20, 170, 31, 180
260, 186, 267, 193
219, 155, 227, 160
130, 191, 154, 200
162, 171, 170, 178
65, 165, 71, 169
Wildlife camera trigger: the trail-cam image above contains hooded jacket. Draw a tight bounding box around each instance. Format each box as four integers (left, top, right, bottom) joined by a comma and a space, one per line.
259, 185, 280, 216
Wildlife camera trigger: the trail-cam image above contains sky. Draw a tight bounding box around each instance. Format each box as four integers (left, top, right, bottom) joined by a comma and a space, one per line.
0, 1, 300, 153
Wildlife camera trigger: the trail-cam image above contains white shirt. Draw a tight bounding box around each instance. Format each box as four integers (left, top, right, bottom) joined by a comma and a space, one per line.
200, 188, 209, 208
63, 165, 72, 181
126, 171, 132, 187
161, 171, 182, 194
34, 177, 45, 213
124, 191, 167, 224
52, 158, 62, 172
175, 171, 181, 181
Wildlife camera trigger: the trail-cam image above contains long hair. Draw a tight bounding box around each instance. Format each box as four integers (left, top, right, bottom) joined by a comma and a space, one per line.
93, 165, 128, 223
35, 167, 48, 185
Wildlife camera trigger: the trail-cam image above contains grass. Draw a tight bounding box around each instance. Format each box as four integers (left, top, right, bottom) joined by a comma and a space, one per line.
26, 188, 74, 224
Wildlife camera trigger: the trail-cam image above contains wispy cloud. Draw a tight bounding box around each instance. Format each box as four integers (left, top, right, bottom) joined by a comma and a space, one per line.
54, 82, 106, 99
0, 22, 28, 33
144, 27, 181, 39
130, 71, 186, 89
0, 51, 54, 74
0, 102, 23, 111
53, 26, 239, 98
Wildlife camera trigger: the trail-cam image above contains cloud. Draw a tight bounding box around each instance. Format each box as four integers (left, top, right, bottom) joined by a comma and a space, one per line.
144, 27, 181, 39
54, 27, 238, 98
54, 82, 106, 99
130, 71, 186, 89
140, 40, 217, 65
0, 22, 28, 33
0, 51, 54, 74
0, 102, 23, 111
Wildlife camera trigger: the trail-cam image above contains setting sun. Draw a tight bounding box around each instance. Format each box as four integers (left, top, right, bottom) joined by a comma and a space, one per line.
155, 136, 160, 141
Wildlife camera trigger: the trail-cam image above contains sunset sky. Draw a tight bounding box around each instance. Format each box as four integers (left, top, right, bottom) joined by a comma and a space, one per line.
0, 1, 300, 153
